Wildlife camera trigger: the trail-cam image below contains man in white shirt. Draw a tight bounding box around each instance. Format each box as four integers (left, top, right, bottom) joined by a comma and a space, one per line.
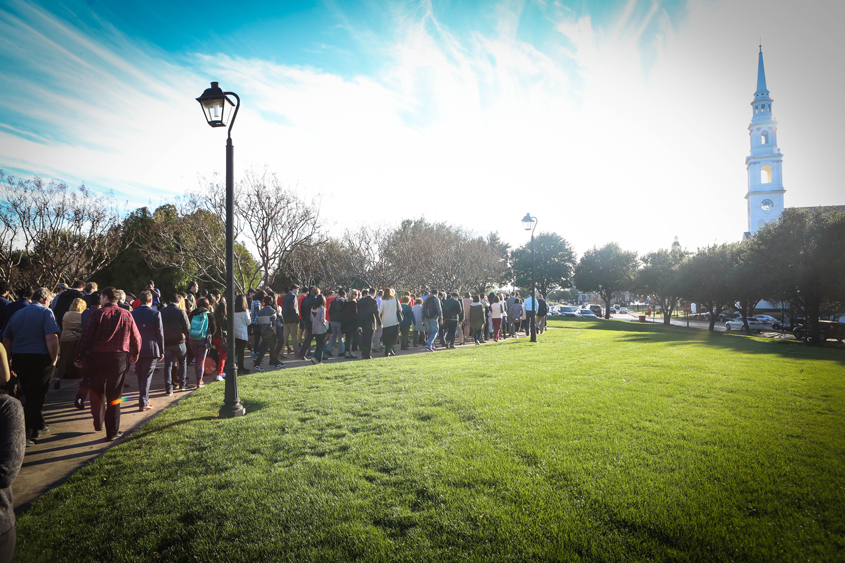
523, 293, 537, 339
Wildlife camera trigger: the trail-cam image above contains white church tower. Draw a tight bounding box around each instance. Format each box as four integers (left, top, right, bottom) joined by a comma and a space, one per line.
745, 47, 785, 236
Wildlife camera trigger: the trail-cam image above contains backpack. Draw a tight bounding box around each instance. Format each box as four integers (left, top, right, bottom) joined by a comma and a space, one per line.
423, 297, 438, 319
538, 300, 548, 317
189, 312, 209, 340
329, 298, 344, 318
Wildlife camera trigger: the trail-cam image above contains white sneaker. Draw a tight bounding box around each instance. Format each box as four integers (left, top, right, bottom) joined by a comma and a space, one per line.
215, 375, 224, 381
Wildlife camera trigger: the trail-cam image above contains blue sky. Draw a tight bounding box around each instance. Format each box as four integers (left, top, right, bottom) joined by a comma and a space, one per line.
0, 0, 842, 255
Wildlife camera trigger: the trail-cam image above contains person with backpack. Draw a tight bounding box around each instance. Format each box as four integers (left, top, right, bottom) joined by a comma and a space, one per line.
441, 292, 463, 349
327, 289, 346, 357
254, 295, 283, 371
188, 297, 216, 388
537, 295, 549, 334
422, 290, 442, 352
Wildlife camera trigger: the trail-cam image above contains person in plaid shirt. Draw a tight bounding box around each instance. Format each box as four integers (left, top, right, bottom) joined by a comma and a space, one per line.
75, 286, 141, 442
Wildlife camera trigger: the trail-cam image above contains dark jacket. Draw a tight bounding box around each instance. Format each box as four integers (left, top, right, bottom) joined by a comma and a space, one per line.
213, 302, 227, 339
131, 305, 165, 358
300, 294, 316, 325
469, 303, 486, 331
161, 303, 190, 346
339, 300, 358, 332
53, 289, 84, 332
400, 304, 415, 328
442, 298, 462, 321
281, 291, 300, 324
357, 295, 381, 331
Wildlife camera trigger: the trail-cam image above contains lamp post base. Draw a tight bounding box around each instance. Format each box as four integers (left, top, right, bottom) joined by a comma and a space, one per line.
219, 402, 246, 418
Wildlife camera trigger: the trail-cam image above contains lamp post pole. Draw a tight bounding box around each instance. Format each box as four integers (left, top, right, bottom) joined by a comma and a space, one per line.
196, 82, 245, 419
522, 213, 538, 343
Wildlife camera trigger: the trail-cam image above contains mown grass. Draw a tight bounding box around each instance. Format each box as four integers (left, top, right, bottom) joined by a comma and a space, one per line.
14, 319, 845, 562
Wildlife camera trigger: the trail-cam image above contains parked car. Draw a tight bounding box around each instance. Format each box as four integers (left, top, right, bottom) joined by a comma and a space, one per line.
558, 306, 581, 318
588, 305, 603, 318
580, 309, 599, 319
793, 321, 845, 343
619, 307, 628, 314
753, 315, 778, 327
725, 318, 765, 332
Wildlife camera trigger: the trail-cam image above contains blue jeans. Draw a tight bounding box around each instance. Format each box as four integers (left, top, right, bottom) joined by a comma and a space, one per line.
328, 321, 344, 354
163, 343, 187, 392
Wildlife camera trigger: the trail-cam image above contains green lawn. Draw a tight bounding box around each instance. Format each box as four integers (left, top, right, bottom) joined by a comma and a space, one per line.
15, 320, 845, 562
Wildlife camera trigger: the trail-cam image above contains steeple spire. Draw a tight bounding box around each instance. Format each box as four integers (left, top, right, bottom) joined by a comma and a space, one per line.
756, 49, 768, 95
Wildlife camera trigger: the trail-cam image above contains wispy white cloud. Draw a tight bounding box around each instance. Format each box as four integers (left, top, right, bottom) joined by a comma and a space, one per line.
0, 0, 843, 258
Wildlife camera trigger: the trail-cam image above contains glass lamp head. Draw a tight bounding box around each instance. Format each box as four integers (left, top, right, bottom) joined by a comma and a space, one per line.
522, 213, 535, 231
196, 82, 235, 128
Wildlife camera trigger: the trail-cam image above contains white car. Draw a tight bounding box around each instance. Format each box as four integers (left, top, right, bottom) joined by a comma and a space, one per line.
753, 315, 777, 326
558, 306, 581, 317
725, 318, 765, 332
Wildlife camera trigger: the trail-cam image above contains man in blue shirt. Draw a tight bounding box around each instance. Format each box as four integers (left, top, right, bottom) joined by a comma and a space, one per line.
2, 287, 60, 446
522, 293, 537, 338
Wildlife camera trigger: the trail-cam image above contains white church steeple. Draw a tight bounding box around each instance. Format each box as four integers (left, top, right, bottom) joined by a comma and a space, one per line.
745, 46, 785, 236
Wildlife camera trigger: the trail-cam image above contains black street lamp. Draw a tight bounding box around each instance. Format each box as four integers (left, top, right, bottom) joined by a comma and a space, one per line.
521, 212, 538, 343
196, 81, 246, 418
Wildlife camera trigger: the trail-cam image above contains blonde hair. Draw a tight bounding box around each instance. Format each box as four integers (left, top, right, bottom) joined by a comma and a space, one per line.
384, 287, 395, 299
69, 297, 87, 313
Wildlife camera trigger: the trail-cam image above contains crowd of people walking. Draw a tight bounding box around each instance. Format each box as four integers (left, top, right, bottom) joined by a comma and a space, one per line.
0, 277, 550, 559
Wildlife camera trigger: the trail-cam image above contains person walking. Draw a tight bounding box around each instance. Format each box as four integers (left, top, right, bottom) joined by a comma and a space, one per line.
281, 285, 300, 356
412, 297, 425, 347
469, 295, 486, 345
357, 289, 380, 360
2, 288, 60, 446
441, 292, 462, 349
249, 289, 264, 361
297, 288, 319, 360
74, 287, 141, 442
378, 288, 402, 357
399, 296, 414, 350
187, 297, 216, 388
131, 290, 164, 411
326, 290, 346, 357
422, 291, 442, 352
310, 295, 329, 364
523, 293, 537, 337
511, 298, 524, 338
253, 296, 283, 371
52, 297, 86, 389
340, 290, 359, 359
489, 295, 505, 341
160, 293, 190, 394
211, 295, 228, 381
0, 287, 32, 339
233, 295, 251, 374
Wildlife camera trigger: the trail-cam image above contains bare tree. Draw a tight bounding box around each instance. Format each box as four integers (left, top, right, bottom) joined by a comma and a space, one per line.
0, 172, 125, 288
236, 168, 323, 287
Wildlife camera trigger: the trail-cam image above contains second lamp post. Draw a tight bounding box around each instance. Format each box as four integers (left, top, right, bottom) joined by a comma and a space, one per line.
522, 213, 538, 343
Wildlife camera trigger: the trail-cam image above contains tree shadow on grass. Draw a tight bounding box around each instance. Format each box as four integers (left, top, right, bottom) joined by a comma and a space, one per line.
563, 319, 845, 366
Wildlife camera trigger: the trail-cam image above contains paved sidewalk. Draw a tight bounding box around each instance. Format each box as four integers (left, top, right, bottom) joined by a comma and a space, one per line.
12, 330, 526, 513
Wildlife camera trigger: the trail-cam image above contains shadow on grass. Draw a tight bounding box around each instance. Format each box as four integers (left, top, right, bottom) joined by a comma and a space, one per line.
241, 398, 272, 413
552, 319, 845, 365
129, 416, 217, 440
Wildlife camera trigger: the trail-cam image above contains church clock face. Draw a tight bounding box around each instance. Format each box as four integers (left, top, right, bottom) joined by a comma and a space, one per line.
760, 199, 774, 212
